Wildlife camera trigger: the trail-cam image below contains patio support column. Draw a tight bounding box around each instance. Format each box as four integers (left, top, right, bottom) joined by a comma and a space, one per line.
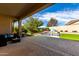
12, 20, 15, 33
18, 20, 22, 38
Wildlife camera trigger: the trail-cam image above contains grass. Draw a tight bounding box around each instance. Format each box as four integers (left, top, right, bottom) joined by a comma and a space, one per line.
60, 33, 79, 41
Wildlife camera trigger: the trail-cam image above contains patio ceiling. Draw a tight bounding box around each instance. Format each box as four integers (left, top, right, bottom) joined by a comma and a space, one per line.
0, 3, 53, 19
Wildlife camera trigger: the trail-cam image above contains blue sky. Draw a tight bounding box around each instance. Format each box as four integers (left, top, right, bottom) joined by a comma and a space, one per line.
21, 3, 79, 27
30, 3, 79, 26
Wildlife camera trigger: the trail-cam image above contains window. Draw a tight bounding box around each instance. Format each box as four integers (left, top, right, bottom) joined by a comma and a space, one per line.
72, 30, 77, 32
60, 30, 63, 32
65, 30, 68, 32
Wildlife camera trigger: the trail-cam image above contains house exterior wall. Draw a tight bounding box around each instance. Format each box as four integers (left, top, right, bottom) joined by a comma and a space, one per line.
52, 25, 79, 33
0, 15, 14, 34
71, 21, 79, 25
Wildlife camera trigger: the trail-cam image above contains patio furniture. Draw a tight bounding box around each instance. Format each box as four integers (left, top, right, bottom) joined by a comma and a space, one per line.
11, 33, 21, 43
0, 35, 7, 47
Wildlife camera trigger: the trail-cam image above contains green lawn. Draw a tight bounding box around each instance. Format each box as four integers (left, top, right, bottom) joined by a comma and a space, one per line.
60, 33, 79, 41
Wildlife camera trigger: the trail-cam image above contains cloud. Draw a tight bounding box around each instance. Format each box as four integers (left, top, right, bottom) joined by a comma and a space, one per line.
33, 10, 79, 26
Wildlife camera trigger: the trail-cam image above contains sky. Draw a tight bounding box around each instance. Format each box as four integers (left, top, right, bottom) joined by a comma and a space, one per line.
29, 3, 79, 26
20, 3, 79, 27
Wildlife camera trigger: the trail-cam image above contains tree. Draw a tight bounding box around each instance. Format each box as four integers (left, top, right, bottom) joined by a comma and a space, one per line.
23, 16, 43, 33
47, 18, 58, 27
13, 26, 19, 33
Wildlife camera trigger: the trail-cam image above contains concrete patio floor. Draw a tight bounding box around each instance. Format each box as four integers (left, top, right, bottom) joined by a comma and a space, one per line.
0, 36, 79, 56
0, 37, 63, 56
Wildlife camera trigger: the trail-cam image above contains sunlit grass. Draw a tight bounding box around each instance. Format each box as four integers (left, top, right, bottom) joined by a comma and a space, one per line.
60, 33, 79, 41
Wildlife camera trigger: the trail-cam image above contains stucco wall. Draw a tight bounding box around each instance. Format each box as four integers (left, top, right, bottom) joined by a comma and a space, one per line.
0, 15, 14, 34
52, 25, 79, 33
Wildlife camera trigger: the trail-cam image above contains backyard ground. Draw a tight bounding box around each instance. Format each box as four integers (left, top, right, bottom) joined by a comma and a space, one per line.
60, 33, 79, 41
0, 36, 79, 56
0, 36, 64, 56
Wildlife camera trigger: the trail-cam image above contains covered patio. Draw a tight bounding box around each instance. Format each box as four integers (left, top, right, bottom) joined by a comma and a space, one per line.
0, 3, 52, 46
0, 3, 52, 34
